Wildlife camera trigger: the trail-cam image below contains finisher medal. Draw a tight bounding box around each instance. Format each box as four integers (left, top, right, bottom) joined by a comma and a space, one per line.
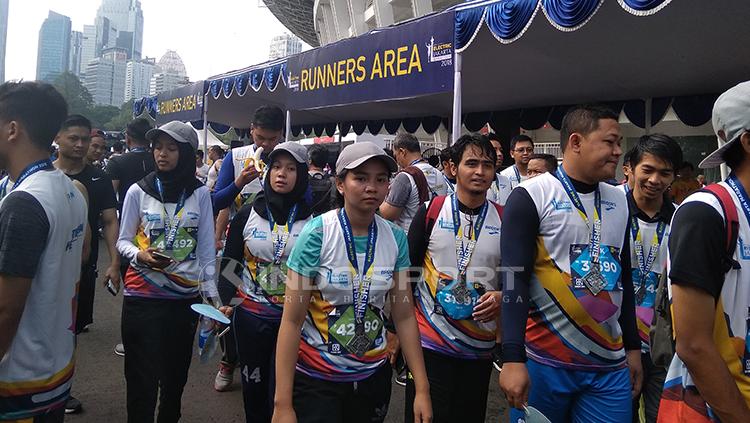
582, 266, 606, 296
347, 324, 371, 357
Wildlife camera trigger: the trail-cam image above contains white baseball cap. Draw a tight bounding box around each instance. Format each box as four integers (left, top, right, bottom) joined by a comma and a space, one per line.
700, 80, 750, 169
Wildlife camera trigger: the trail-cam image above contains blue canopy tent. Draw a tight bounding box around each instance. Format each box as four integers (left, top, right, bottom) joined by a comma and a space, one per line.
450, 0, 750, 142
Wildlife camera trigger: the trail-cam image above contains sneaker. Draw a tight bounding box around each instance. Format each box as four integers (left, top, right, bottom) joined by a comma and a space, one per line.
64, 396, 82, 414
214, 362, 235, 392
394, 370, 407, 387
114, 343, 125, 357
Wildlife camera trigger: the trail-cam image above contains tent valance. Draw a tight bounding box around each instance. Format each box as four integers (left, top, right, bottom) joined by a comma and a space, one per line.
208, 61, 287, 100
455, 0, 674, 51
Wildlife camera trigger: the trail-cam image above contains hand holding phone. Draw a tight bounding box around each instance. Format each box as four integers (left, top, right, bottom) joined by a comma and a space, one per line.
106, 278, 119, 296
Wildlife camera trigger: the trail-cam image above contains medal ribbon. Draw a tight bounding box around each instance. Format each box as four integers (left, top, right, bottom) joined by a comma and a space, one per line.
727, 174, 750, 227
267, 204, 298, 265
451, 194, 488, 280
556, 167, 602, 267
629, 216, 667, 285
337, 208, 378, 326
155, 177, 187, 251
0, 159, 54, 197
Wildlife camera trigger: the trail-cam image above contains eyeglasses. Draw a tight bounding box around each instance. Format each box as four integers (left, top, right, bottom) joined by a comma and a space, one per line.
514, 147, 534, 153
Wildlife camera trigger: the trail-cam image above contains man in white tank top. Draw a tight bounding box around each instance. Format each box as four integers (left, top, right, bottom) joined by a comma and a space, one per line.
0, 82, 88, 422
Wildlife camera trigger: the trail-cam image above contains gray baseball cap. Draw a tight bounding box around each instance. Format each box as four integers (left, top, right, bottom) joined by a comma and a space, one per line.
269, 141, 308, 164
700, 80, 750, 169
335, 142, 398, 174
145, 120, 198, 151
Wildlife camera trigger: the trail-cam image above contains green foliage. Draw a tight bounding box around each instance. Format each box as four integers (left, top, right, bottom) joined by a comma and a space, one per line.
51, 72, 133, 129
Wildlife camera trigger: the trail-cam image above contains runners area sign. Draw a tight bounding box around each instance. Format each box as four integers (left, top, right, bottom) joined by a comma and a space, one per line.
287, 10, 454, 110
156, 81, 207, 125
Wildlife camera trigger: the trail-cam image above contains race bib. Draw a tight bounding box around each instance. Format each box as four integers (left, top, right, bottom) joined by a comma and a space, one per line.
256, 261, 288, 297
149, 227, 198, 262
327, 305, 383, 355
632, 268, 659, 307
569, 244, 622, 291
434, 278, 484, 320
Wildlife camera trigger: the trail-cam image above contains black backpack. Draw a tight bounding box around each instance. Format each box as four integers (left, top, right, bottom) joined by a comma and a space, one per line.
309, 172, 336, 216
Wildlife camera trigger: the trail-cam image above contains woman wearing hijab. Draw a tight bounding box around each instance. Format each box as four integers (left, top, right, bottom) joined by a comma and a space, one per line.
219, 142, 313, 423
116, 120, 217, 423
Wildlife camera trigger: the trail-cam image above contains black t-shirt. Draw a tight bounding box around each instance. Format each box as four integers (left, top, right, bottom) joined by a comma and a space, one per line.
67, 164, 117, 265
668, 202, 727, 299
106, 150, 155, 211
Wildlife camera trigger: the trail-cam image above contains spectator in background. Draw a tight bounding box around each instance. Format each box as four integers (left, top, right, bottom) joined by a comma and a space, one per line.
105, 117, 155, 358
195, 150, 210, 184
206, 145, 225, 192
696, 174, 706, 187
670, 161, 702, 204
526, 153, 558, 178
380, 133, 447, 233
440, 146, 455, 195
500, 134, 534, 188
308, 144, 335, 216
487, 132, 505, 171
87, 129, 107, 169
111, 140, 124, 157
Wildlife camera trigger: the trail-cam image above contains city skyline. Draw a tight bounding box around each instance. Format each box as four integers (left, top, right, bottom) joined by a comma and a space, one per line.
5, 0, 304, 83
36, 11, 71, 82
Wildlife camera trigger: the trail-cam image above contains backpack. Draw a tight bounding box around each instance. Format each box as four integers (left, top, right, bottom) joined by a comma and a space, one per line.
649, 183, 740, 367
309, 172, 336, 217
402, 166, 431, 204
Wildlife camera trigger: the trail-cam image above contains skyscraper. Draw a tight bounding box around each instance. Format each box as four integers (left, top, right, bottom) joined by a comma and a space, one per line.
268, 33, 302, 60
69, 31, 83, 77
80, 25, 98, 77
96, 0, 143, 60
0, 0, 8, 83
84, 47, 127, 106
36, 11, 72, 82
125, 57, 157, 102
148, 50, 188, 95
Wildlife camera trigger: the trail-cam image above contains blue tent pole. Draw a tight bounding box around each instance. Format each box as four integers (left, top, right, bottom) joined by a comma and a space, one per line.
286, 110, 291, 142
451, 52, 462, 146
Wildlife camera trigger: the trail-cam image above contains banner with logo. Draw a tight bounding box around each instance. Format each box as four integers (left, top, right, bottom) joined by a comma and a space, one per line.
156, 81, 207, 125
287, 11, 454, 110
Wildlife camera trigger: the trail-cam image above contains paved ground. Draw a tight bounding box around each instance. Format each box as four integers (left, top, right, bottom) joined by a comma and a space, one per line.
66, 241, 509, 422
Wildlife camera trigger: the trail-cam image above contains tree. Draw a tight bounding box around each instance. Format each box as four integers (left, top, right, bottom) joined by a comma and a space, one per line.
87, 105, 120, 129
52, 72, 93, 116
104, 99, 135, 131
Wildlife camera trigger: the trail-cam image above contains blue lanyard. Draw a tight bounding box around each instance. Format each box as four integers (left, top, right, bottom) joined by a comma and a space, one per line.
409, 158, 423, 166
451, 194, 488, 278
267, 204, 298, 265
727, 174, 750, 227
513, 165, 521, 184
623, 183, 630, 193
337, 208, 378, 325
130, 147, 148, 153
0, 159, 54, 197
556, 167, 603, 264
629, 216, 667, 281
154, 177, 187, 250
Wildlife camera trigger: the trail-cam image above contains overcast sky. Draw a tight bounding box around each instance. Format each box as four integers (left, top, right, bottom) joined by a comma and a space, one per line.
4, 0, 306, 81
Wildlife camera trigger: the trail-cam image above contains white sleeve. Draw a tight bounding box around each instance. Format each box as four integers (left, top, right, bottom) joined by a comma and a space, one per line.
116, 185, 143, 263
196, 187, 218, 300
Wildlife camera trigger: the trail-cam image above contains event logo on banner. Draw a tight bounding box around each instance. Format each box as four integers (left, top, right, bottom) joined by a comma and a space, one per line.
287, 11, 454, 110
156, 81, 207, 125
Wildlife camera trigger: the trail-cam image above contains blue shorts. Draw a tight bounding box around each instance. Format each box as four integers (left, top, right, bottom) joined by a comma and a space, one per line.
509, 359, 632, 423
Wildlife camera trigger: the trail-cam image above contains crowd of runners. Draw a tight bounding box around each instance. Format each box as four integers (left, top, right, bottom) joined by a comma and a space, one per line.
0, 79, 748, 423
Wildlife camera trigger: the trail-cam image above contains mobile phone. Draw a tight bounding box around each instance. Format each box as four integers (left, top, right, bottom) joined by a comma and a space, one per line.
106, 278, 119, 296
151, 250, 173, 261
